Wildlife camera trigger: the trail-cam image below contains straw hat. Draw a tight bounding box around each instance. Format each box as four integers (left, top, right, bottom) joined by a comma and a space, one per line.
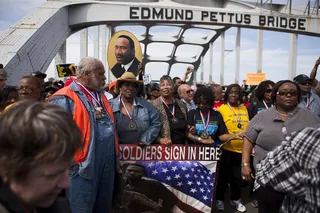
115, 72, 143, 94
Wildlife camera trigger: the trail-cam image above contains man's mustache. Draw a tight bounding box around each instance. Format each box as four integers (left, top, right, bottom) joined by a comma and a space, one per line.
116, 54, 123, 58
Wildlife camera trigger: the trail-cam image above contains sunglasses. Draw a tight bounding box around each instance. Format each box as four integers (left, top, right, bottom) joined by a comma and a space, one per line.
300, 82, 311, 86
276, 90, 298, 97
265, 89, 273, 93
186, 89, 194, 94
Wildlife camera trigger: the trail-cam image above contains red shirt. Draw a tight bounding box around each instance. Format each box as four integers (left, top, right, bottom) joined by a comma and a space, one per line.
213, 100, 224, 111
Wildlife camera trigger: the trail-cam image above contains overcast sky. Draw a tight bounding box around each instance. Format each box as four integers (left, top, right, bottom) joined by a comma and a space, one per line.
0, 0, 319, 84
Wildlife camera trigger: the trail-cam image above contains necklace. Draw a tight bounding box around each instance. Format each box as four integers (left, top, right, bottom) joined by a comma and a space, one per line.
276, 109, 289, 117
227, 102, 243, 129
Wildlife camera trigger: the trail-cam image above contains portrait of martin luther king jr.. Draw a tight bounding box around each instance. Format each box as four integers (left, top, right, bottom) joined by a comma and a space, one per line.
111, 35, 141, 78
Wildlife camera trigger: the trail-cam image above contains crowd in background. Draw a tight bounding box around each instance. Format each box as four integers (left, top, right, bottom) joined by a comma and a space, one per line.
0, 57, 320, 213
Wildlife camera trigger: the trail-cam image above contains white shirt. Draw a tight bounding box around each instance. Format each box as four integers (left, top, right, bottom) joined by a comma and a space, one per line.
103, 91, 113, 100
122, 58, 134, 71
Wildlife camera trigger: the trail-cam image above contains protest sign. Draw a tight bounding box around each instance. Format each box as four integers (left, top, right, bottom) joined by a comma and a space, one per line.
56, 63, 76, 77
116, 144, 219, 213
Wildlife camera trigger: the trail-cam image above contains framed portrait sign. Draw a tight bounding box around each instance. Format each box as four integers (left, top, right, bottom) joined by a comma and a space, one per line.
107, 30, 143, 78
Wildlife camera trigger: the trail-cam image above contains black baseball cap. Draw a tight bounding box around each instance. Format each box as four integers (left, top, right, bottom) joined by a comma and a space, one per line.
32, 71, 47, 79
293, 74, 312, 84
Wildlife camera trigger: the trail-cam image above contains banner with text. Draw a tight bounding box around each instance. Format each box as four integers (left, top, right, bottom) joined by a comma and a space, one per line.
116, 144, 220, 213
246, 73, 266, 85
56, 63, 76, 77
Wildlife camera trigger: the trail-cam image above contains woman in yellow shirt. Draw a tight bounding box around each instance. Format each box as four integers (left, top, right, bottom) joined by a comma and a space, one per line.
215, 84, 249, 212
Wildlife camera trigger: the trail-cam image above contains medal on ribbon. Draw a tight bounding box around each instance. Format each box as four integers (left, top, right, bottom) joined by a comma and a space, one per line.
121, 97, 137, 130
77, 82, 106, 119
161, 97, 178, 123
227, 103, 243, 130
200, 110, 210, 139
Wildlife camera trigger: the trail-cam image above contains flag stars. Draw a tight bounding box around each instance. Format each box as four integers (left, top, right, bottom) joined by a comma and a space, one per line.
191, 168, 195, 172
171, 166, 178, 172
166, 176, 172, 181
200, 188, 205, 193
204, 182, 207, 185
185, 174, 190, 178
196, 181, 201, 186
194, 174, 198, 178
207, 189, 211, 193
190, 188, 197, 193
181, 166, 187, 171
147, 162, 154, 168
187, 181, 193, 186
207, 176, 211, 180
201, 175, 204, 179
174, 174, 181, 179
152, 170, 158, 175
197, 169, 201, 172
203, 195, 208, 201
177, 182, 183, 187
162, 168, 169, 173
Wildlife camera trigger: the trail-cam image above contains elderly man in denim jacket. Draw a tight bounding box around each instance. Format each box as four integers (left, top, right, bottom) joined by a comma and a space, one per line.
110, 72, 160, 145
50, 57, 118, 213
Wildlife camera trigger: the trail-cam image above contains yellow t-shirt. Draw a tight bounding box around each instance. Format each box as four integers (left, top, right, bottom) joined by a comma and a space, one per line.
217, 104, 249, 153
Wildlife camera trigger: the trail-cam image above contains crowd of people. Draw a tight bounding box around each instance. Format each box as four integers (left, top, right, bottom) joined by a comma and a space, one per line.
0, 56, 319, 213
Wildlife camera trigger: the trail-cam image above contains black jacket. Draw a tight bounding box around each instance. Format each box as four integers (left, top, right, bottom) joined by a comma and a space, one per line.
111, 57, 141, 78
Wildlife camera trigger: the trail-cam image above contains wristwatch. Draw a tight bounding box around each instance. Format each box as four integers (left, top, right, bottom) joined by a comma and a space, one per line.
198, 137, 201, 142
241, 163, 250, 167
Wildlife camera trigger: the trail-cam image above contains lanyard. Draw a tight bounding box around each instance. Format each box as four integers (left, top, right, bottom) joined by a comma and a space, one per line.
161, 96, 175, 117
262, 100, 273, 109
306, 94, 310, 108
120, 96, 133, 121
227, 102, 241, 123
199, 110, 210, 131
77, 82, 102, 108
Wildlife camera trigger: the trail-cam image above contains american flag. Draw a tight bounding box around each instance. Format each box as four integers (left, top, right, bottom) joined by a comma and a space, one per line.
138, 161, 215, 212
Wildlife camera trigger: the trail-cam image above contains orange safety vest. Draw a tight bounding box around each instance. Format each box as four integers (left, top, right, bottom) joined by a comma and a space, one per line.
52, 87, 119, 163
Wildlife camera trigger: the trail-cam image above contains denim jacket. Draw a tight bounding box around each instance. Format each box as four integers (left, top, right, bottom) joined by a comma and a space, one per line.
110, 96, 161, 145
49, 82, 116, 180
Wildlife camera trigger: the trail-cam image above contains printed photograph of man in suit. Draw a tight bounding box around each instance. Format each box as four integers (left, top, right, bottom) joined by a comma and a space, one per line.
111, 35, 141, 78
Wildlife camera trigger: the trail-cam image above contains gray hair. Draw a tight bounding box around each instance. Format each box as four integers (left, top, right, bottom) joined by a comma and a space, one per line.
0, 69, 8, 78
76, 57, 103, 77
0, 101, 82, 180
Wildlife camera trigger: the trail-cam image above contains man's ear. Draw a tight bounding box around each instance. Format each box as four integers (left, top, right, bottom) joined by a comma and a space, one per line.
84, 71, 91, 79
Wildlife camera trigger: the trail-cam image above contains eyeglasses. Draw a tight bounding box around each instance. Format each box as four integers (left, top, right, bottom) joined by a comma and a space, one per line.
18, 86, 40, 93
276, 90, 298, 97
300, 82, 311, 86
186, 89, 194, 94
265, 89, 273, 93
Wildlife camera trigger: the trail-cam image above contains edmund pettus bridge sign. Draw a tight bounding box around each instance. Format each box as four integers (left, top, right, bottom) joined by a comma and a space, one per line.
0, 0, 319, 84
